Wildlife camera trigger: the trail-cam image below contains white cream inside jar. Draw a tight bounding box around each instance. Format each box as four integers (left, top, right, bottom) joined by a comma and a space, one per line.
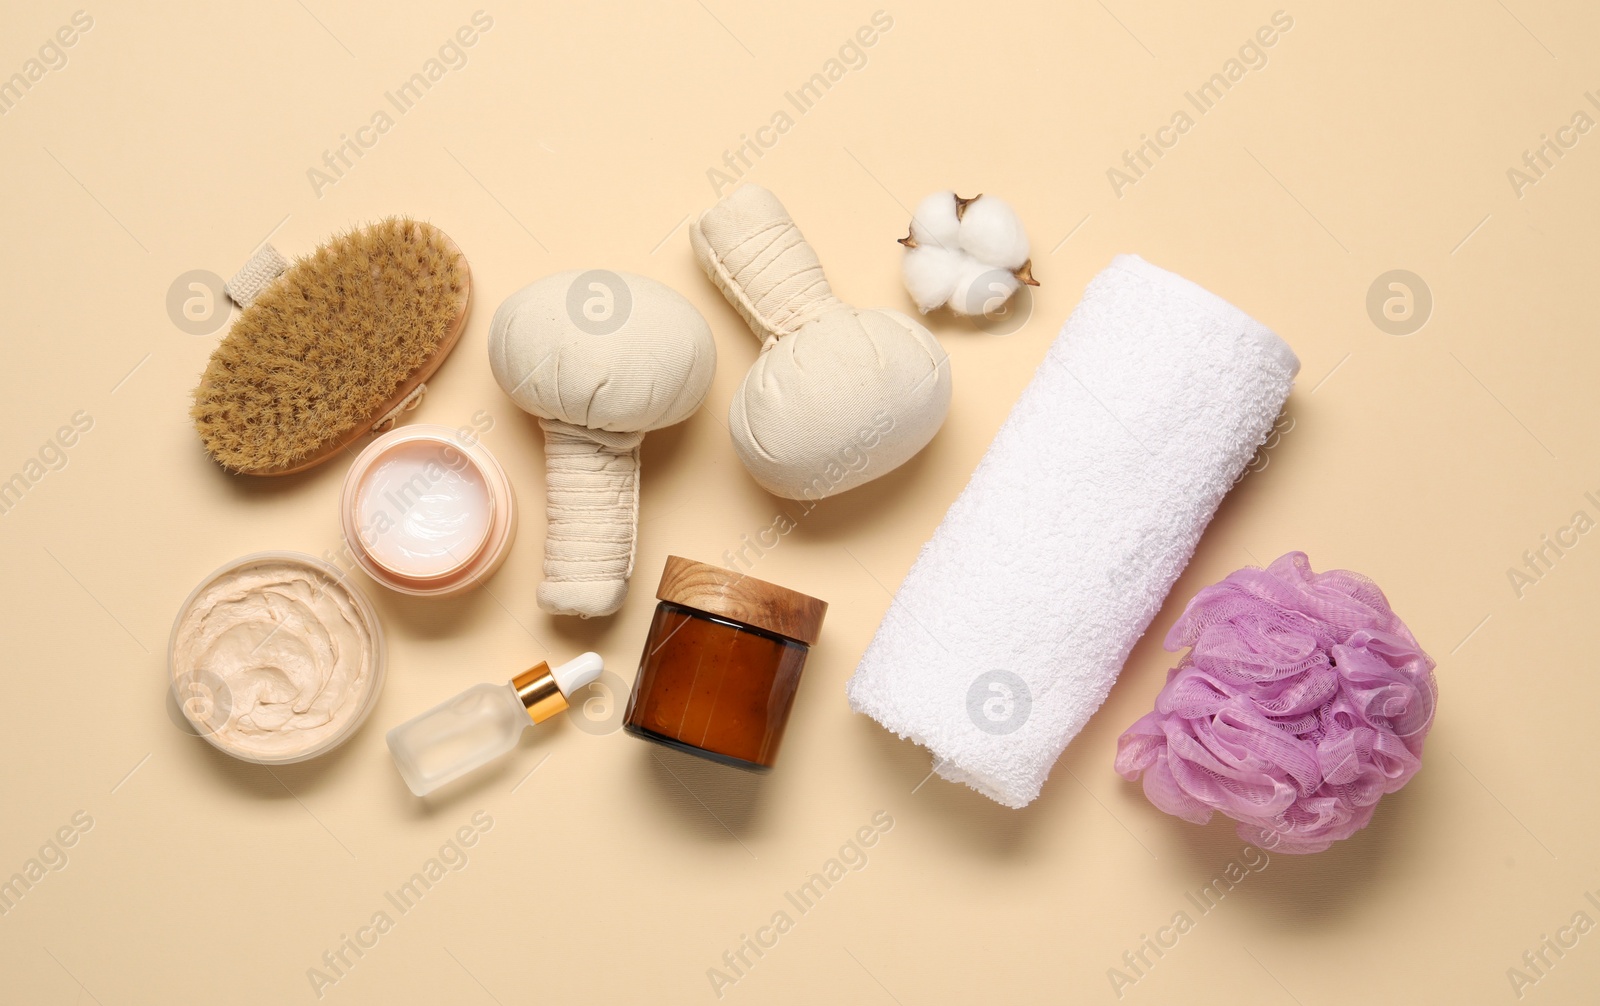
341, 425, 518, 596
356, 439, 492, 578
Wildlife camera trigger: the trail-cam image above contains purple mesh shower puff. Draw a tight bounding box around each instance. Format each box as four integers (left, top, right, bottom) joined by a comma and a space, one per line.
1115, 552, 1437, 854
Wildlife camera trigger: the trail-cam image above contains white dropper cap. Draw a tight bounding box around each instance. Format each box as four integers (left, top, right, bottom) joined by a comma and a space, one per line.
552, 651, 604, 696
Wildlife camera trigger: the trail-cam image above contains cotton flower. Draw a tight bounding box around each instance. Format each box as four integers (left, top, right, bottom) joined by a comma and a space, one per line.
899, 192, 1038, 316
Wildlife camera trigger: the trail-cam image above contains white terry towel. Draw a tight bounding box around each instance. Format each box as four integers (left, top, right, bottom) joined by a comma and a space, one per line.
847, 254, 1299, 808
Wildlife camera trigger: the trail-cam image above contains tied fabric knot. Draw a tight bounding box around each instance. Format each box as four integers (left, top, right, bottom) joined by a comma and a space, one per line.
539, 418, 644, 588
706, 216, 843, 348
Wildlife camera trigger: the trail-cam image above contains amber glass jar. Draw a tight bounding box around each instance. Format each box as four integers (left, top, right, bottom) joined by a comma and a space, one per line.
624, 556, 827, 770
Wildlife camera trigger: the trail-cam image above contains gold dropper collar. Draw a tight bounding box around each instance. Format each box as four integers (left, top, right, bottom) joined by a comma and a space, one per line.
512, 662, 570, 723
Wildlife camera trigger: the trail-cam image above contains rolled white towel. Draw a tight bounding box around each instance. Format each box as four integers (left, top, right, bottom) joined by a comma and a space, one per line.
846, 254, 1299, 808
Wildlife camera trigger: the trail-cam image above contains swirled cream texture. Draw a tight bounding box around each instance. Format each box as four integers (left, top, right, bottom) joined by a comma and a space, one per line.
172, 559, 377, 760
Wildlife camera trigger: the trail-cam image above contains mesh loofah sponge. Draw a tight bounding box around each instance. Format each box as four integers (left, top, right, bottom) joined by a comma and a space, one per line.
191, 218, 471, 475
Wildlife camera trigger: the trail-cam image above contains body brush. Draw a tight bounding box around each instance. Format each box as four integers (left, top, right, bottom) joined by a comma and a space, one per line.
191, 218, 471, 475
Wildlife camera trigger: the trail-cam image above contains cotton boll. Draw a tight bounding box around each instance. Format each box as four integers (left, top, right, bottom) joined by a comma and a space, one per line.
902, 245, 966, 313
908, 191, 961, 248
899, 190, 1038, 316
957, 195, 1030, 270
948, 260, 1020, 317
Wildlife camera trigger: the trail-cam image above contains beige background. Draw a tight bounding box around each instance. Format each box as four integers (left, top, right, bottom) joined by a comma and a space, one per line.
1, 0, 1596, 1002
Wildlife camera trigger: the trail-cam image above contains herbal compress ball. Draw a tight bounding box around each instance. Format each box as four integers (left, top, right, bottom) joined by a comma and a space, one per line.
489, 270, 716, 617
691, 184, 952, 500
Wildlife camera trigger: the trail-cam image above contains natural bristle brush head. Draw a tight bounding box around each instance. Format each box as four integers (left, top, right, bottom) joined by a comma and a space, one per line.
191, 217, 471, 475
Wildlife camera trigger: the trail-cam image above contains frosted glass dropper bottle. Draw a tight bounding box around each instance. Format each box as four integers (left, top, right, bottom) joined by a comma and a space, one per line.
387, 653, 603, 796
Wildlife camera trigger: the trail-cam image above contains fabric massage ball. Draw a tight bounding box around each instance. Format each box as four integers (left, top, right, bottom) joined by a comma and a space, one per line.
489, 270, 716, 617
899, 192, 1038, 316
690, 184, 952, 500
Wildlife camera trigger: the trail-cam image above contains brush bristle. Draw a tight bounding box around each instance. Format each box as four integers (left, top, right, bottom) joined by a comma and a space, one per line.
191, 217, 467, 473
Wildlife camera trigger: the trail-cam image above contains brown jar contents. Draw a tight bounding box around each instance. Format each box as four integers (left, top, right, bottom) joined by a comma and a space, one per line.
624, 557, 827, 770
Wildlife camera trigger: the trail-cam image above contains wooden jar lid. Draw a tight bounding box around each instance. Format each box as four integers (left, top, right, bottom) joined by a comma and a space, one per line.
655, 556, 827, 645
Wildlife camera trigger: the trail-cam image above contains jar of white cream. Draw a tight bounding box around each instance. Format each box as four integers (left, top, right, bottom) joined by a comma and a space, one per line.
339, 425, 517, 596
169, 551, 386, 764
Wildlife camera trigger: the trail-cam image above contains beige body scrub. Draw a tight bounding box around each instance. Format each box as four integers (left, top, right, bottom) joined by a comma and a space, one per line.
170, 553, 385, 763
